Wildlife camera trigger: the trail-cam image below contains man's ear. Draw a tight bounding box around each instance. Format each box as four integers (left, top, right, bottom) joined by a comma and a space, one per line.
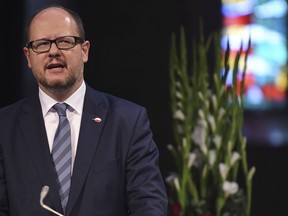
82, 40, 90, 63
23, 47, 32, 69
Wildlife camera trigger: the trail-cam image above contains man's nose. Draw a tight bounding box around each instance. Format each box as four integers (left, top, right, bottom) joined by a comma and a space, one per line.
49, 42, 61, 53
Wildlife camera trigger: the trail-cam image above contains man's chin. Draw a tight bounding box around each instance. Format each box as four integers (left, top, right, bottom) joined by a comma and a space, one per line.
42, 82, 70, 92
39, 77, 75, 92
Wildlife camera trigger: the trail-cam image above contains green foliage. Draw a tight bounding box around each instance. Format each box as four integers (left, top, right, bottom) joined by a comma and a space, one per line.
167, 26, 256, 216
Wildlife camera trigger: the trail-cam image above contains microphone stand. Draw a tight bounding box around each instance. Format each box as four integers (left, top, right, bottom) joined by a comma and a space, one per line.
40, 185, 64, 216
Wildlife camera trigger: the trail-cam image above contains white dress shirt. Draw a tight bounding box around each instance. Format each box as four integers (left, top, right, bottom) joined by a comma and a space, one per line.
39, 81, 86, 172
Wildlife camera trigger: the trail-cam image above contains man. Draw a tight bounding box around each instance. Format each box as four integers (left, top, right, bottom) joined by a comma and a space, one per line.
0, 4, 167, 216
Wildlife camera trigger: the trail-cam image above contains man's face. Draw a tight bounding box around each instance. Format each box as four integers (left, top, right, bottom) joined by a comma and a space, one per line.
23, 7, 90, 94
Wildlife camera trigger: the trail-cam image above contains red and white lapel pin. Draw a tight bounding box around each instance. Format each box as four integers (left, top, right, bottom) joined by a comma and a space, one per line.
93, 117, 102, 123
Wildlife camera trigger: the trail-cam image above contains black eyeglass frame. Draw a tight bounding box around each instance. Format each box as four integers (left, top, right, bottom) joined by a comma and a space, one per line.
25, 36, 85, 53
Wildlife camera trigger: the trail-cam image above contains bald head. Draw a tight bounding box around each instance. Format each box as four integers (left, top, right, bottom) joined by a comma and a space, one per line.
25, 5, 85, 42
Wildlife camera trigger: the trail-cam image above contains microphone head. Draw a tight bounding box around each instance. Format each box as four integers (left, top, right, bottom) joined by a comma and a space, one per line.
40, 185, 49, 205
39, 185, 64, 216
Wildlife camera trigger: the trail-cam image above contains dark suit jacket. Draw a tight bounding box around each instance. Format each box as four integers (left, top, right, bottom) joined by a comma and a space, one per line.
0, 85, 168, 216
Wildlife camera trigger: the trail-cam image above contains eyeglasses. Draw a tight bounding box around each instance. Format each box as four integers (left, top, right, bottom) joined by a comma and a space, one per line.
25, 36, 85, 53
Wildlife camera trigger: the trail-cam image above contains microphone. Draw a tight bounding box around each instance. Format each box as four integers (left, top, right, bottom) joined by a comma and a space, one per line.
40, 185, 64, 216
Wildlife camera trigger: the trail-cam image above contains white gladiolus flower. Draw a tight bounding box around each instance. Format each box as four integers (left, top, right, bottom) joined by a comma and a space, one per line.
231, 152, 241, 166
175, 81, 181, 88
176, 124, 183, 134
205, 100, 209, 109
198, 119, 208, 128
176, 101, 183, 109
165, 173, 177, 186
174, 110, 185, 121
212, 94, 217, 109
223, 181, 239, 197
198, 109, 205, 119
241, 137, 247, 149
200, 144, 208, 156
191, 126, 206, 145
173, 177, 181, 191
198, 91, 204, 101
182, 138, 187, 148
219, 163, 229, 180
209, 150, 216, 166
167, 144, 174, 151
218, 107, 226, 120
213, 135, 222, 150
207, 89, 212, 97
176, 91, 183, 99
188, 153, 197, 168
207, 114, 216, 133
191, 125, 207, 155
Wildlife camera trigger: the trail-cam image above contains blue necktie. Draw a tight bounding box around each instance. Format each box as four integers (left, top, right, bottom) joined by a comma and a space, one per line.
51, 103, 72, 213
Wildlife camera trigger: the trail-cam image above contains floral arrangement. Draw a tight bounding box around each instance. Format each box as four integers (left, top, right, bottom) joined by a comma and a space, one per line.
166, 26, 256, 216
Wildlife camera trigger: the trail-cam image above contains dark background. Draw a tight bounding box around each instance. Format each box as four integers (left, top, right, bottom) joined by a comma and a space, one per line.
1, 0, 288, 215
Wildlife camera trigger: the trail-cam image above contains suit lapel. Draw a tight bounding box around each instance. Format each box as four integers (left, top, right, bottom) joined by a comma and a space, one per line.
66, 88, 108, 215
20, 97, 63, 213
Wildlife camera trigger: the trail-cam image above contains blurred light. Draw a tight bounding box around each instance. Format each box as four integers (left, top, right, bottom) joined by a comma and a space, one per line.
221, 0, 288, 110
254, 0, 287, 19
245, 85, 264, 105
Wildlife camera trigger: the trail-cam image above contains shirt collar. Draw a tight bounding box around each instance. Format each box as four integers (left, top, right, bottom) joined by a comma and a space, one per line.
39, 81, 86, 116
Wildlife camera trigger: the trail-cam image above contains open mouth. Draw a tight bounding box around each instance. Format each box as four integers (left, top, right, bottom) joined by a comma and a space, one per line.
47, 63, 65, 70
